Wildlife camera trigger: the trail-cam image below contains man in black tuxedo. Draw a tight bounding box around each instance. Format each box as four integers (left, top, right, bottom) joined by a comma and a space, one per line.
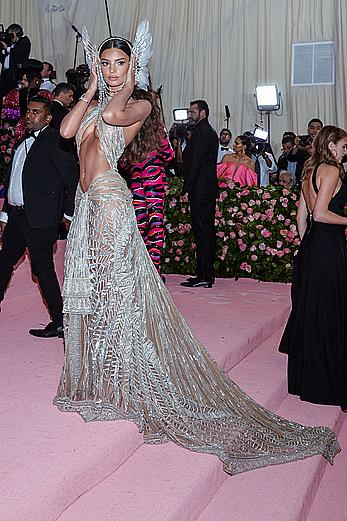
181, 100, 218, 288
0, 23, 31, 96
0, 96, 78, 338
50, 83, 75, 130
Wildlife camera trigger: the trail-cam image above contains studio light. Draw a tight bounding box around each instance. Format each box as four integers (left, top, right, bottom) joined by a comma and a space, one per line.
255, 85, 280, 112
173, 108, 189, 122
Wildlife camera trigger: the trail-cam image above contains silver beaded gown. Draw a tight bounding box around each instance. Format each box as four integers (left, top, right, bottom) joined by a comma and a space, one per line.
54, 105, 340, 476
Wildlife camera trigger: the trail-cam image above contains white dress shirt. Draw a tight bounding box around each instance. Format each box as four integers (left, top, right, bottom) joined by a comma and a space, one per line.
0, 128, 46, 223
3, 44, 14, 69
254, 153, 277, 186
217, 144, 233, 164
40, 78, 56, 93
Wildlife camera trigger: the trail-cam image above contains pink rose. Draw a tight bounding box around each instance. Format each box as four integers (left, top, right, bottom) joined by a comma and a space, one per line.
246, 208, 253, 215
241, 202, 248, 210
229, 232, 236, 239
177, 240, 184, 247
261, 229, 272, 238
265, 209, 274, 219
251, 254, 258, 261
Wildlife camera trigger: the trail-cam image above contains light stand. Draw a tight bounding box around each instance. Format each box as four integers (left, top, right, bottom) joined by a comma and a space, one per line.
71, 25, 83, 69
255, 85, 281, 144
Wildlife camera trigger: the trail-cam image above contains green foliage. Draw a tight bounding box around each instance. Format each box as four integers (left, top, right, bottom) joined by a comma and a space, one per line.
162, 178, 301, 282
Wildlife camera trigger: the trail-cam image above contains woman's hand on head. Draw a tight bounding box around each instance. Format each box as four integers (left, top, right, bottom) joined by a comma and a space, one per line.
125, 56, 136, 91
86, 58, 98, 95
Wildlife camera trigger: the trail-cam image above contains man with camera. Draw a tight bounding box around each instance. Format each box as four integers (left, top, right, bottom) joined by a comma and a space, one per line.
180, 99, 219, 288
286, 118, 323, 184
252, 141, 277, 186
0, 23, 31, 96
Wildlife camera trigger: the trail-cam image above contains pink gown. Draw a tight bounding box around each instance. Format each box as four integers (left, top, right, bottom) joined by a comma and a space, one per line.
217, 161, 257, 186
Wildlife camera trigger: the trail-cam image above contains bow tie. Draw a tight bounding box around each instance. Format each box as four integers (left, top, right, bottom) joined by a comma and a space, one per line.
221, 146, 229, 151
26, 132, 37, 140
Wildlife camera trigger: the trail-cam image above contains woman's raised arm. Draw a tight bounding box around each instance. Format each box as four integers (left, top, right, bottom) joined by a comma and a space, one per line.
60, 62, 98, 139
101, 57, 151, 128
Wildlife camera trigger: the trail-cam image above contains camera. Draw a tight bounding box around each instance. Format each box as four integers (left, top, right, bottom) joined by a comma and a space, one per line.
245, 126, 269, 155
66, 64, 90, 96
0, 30, 13, 46
169, 121, 195, 142
299, 135, 312, 147
253, 142, 266, 154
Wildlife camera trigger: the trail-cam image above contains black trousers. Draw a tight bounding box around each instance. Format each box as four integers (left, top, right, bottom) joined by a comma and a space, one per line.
0, 207, 63, 326
189, 198, 216, 280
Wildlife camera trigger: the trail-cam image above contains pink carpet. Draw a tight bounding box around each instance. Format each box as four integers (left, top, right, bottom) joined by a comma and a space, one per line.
0, 243, 345, 521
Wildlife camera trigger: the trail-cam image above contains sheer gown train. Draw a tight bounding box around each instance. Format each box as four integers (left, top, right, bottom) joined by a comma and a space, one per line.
54, 106, 340, 476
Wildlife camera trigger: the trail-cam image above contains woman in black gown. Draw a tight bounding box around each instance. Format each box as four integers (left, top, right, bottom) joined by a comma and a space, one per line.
280, 125, 347, 411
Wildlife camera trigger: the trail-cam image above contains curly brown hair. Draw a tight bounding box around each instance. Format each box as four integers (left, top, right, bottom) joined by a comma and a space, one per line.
123, 87, 165, 163
302, 125, 347, 181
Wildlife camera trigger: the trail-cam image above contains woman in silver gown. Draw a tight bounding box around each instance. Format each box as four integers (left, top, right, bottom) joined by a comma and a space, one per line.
54, 22, 340, 476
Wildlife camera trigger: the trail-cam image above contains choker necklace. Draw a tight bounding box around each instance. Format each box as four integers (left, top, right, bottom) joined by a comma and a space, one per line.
108, 82, 125, 96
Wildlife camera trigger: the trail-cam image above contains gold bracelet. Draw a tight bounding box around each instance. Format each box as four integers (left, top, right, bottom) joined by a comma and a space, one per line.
79, 94, 91, 104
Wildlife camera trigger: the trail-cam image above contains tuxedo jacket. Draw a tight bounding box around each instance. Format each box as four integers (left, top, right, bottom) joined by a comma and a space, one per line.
50, 101, 69, 130
2, 126, 79, 229
182, 118, 219, 200
0, 35, 31, 74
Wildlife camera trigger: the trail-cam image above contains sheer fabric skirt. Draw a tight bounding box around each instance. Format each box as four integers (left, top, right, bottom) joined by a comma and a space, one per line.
54, 170, 340, 476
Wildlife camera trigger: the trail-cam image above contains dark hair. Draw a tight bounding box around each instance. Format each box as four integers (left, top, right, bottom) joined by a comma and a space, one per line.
220, 128, 231, 137
22, 68, 42, 84
99, 37, 164, 163
282, 135, 295, 145
302, 125, 347, 180
28, 96, 53, 115
42, 61, 54, 72
53, 82, 75, 97
308, 118, 323, 128
99, 37, 132, 57
6, 23, 24, 37
282, 131, 296, 140
190, 99, 209, 118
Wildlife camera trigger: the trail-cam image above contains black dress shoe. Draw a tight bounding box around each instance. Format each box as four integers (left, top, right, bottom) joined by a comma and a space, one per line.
185, 276, 215, 284
29, 322, 64, 338
180, 278, 213, 288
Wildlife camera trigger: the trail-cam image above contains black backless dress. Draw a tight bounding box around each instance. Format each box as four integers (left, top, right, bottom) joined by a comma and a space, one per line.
280, 163, 347, 408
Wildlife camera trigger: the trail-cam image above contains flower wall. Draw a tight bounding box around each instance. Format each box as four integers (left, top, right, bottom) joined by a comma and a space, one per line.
162, 178, 300, 282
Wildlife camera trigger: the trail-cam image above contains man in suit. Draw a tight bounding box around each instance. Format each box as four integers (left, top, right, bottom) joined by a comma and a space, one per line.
50, 83, 75, 130
0, 23, 31, 96
181, 100, 219, 288
0, 96, 79, 338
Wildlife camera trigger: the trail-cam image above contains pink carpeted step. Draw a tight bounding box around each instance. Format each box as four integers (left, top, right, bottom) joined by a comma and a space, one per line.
197, 399, 344, 521
166, 275, 291, 372
0, 278, 292, 521
306, 415, 347, 521
53, 329, 297, 521
228, 327, 288, 412
55, 399, 343, 521
0, 308, 144, 521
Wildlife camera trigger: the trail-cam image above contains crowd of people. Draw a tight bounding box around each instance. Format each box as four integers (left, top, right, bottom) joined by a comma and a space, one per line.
0, 20, 346, 480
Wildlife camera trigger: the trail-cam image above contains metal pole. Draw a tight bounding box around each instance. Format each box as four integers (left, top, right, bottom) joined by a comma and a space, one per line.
104, 0, 112, 37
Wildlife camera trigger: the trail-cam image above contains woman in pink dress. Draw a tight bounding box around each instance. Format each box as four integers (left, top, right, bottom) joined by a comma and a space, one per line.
217, 134, 257, 186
